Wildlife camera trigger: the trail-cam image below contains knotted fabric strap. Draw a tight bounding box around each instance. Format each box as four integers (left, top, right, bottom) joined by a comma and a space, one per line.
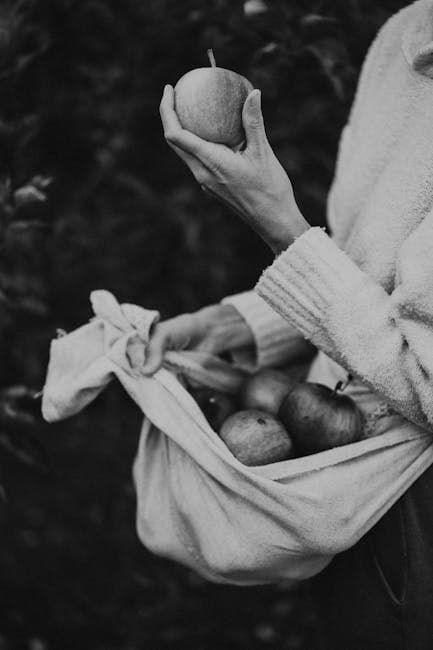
91, 289, 160, 371
42, 290, 246, 422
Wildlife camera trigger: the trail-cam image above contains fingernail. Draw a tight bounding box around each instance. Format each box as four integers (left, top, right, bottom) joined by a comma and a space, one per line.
247, 88, 260, 107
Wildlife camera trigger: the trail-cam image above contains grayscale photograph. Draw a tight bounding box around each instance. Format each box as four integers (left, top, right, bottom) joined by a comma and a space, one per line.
0, 1, 431, 649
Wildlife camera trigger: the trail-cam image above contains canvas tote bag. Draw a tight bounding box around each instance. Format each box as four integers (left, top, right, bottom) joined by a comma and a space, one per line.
42, 291, 433, 585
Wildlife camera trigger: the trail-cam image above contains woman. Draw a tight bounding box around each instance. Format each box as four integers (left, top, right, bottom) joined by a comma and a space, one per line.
153, 1, 433, 647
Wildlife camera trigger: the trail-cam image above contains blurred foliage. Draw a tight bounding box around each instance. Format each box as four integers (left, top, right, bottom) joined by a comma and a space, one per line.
0, 0, 408, 648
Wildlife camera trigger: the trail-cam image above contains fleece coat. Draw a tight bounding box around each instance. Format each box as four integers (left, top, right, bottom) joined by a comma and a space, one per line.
225, 0, 433, 433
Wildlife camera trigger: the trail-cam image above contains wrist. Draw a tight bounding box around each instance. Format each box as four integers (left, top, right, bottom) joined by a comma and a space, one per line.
197, 303, 254, 353
266, 207, 310, 256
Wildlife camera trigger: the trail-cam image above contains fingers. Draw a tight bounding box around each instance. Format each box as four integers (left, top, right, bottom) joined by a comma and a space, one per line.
160, 86, 209, 182
160, 85, 228, 169
141, 315, 196, 375
242, 89, 267, 152
141, 328, 167, 376
168, 141, 210, 183
160, 85, 211, 161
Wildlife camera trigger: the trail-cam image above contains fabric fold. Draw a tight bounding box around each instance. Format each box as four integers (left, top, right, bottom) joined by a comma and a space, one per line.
401, 0, 433, 78
41, 290, 433, 585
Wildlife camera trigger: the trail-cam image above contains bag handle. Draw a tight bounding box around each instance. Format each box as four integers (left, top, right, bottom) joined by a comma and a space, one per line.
164, 350, 247, 395
90, 290, 248, 394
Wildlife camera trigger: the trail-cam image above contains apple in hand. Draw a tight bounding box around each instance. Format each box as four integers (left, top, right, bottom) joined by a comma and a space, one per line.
278, 379, 363, 456
219, 409, 293, 466
240, 369, 297, 416
174, 49, 253, 148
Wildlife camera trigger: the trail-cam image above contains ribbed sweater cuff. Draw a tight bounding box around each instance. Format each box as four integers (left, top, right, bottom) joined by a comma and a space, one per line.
222, 291, 305, 369
256, 227, 369, 346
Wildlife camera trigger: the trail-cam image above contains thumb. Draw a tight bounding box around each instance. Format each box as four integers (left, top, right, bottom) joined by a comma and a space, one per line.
242, 89, 266, 150
141, 331, 167, 376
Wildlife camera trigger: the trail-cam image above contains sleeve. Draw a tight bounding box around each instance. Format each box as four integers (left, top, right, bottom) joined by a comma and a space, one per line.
256, 220, 433, 430
221, 290, 314, 371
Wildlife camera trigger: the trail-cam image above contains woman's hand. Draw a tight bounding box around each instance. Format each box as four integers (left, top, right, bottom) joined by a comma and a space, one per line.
141, 303, 254, 375
160, 84, 310, 254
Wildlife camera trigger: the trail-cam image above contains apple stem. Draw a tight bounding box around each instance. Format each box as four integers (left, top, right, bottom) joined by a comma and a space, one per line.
207, 48, 217, 68
333, 374, 353, 395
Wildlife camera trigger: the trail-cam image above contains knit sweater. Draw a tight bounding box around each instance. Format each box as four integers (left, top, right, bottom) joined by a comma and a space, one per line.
224, 0, 433, 432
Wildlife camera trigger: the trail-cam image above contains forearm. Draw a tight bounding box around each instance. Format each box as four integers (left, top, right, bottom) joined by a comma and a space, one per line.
196, 303, 255, 353
222, 291, 314, 370
256, 226, 433, 429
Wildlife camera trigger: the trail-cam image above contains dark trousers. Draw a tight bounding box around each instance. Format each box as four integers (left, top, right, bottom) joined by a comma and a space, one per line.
311, 462, 433, 650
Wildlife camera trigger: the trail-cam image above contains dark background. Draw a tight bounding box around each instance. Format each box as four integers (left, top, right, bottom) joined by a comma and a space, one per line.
0, 1, 408, 649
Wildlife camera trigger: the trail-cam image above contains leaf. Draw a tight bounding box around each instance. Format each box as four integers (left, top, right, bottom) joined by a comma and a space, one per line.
252, 42, 279, 63
31, 175, 53, 190
14, 185, 47, 207
0, 385, 42, 427
11, 294, 48, 316
7, 217, 49, 230
300, 14, 338, 29
0, 386, 49, 472
244, 0, 268, 18
0, 175, 11, 205
304, 38, 348, 100
0, 429, 50, 472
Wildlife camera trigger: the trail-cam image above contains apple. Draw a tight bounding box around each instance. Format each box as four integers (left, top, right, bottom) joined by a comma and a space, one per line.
191, 388, 238, 431
278, 379, 363, 456
219, 409, 293, 466
174, 49, 253, 148
280, 360, 313, 384
240, 369, 297, 416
